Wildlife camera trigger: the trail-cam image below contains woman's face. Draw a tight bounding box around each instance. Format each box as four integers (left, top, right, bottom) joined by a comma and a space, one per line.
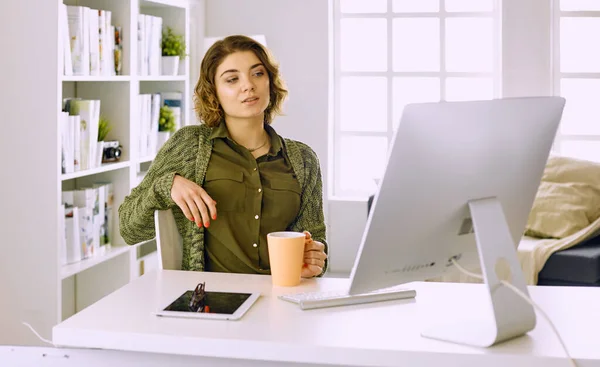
214, 50, 270, 122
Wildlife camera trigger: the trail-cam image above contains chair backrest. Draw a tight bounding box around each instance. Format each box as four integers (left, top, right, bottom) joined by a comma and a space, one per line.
154, 209, 183, 270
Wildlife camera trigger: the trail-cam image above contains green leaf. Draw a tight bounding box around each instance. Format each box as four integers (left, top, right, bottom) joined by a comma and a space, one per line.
97, 116, 112, 141
161, 26, 187, 58
159, 106, 176, 133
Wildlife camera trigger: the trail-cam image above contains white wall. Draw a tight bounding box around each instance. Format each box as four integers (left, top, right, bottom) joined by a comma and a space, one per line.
202, 0, 331, 206
189, 0, 206, 122
0, 0, 60, 345
501, 0, 552, 98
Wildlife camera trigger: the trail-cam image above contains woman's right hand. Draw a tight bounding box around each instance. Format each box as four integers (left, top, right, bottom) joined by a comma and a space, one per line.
170, 175, 217, 228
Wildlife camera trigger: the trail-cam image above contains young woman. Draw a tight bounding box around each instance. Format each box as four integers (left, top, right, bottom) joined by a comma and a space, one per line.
119, 35, 328, 278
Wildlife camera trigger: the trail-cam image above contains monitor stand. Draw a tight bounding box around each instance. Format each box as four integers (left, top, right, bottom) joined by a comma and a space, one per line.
421, 197, 537, 347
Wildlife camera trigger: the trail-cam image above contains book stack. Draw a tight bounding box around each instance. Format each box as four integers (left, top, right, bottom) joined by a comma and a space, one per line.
61, 4, 122, 76
60, 183, 114, 265
61, 98, 103, 174
137, 14, 164, 76
138, 93, 160, 158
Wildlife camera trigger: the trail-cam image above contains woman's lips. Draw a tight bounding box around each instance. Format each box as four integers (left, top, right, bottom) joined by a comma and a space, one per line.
243, 97, 259, 105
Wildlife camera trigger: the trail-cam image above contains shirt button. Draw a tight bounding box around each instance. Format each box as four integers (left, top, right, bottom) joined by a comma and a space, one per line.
253, 168, 257, 171
258, 188, 262, 193
255, 215, 259, 219
253, 243, 258, 248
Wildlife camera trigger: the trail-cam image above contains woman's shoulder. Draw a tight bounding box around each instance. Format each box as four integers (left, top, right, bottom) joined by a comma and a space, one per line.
156, 124, 212, 160
172, 123, 212, 140
283, 138, 320, 164
164, 124, 213, 150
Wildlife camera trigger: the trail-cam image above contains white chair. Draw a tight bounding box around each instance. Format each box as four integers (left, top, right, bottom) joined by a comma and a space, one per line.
154, 209, 183, 270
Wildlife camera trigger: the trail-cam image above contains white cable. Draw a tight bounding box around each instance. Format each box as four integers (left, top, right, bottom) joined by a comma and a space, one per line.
22, 322, 57, 348
450, 258, 577, 367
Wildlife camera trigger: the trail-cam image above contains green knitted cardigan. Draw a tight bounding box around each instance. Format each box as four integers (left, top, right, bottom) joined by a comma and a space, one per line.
118, 124, 328, 274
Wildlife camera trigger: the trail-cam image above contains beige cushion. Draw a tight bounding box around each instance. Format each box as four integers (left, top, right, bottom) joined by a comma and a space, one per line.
525, 156, 600, 239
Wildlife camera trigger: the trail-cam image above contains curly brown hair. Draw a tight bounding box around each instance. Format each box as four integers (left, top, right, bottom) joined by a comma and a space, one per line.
193, 35, 288, 127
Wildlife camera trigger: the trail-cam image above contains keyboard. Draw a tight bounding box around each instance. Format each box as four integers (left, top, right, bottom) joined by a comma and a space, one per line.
279, 286, 417, 310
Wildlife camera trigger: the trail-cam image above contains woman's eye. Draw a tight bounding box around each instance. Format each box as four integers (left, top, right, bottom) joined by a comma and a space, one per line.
226, 77, 238, 83
254, 71, 264, 77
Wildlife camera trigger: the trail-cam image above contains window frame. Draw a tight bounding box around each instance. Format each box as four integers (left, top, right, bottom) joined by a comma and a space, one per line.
551, 0, 600, 159
331, 0, 503, 198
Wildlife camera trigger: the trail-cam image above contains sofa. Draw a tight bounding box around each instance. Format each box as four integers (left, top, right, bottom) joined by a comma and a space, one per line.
537, 234, 600, 286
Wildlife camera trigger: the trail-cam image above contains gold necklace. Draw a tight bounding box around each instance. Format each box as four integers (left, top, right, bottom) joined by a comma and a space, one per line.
248, 138, 268, 152
234, 134, 269, 152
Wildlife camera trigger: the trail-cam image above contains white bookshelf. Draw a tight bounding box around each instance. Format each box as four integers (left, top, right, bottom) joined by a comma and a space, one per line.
57, 0, 192, 320
0, 0, 196, 346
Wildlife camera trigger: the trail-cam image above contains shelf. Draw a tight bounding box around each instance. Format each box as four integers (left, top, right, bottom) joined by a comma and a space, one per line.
137, 155, 155, 164
140, 0, 188, 9
62, 75, 131, 82
61, 245, 131, 280
138, 75, 187, 81
61, 161, 130, 181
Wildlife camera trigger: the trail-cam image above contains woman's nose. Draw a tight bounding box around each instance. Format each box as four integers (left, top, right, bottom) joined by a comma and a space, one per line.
242, 78, 256, 92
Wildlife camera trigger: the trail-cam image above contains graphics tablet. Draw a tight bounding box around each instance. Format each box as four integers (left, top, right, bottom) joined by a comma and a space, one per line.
155, 282, 260, 320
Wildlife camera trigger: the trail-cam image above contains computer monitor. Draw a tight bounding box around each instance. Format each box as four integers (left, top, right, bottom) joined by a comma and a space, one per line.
346, 96, 566, 347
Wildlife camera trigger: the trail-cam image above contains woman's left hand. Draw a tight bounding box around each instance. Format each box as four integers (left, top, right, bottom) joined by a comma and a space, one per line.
301, 231, 327, 278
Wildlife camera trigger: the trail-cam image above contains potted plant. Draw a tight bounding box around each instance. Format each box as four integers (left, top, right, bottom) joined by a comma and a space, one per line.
157, 105, 176, 151
98, 115, 112, 142
161, 27, 186, 76
97, 116, 112, 166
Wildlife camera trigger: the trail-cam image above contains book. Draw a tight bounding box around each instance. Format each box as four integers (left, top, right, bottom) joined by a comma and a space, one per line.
60, 4, 73, 76
162, 92, 183, 129
66, 5, 90, 76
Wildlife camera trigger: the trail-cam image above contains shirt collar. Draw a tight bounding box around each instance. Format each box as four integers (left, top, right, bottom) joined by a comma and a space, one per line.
208, 121, 230, 140
209, 121, 283, 156
265, 123, 283, 156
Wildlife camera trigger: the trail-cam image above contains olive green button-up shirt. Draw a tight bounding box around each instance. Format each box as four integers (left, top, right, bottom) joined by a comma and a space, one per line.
118, 122, 327, 275
203, 122, 302, 274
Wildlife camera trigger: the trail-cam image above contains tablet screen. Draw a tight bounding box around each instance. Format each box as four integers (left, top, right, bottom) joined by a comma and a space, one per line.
163, 290, 252, 315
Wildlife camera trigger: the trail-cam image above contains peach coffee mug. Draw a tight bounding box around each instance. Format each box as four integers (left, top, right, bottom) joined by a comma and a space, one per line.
267, 231, 305, 286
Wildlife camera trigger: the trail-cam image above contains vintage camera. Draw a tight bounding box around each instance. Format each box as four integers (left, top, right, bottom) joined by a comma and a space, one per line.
102, 140, 122, 162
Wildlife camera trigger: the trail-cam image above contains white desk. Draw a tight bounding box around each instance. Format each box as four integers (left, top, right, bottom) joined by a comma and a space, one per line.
52, 270, 600, 367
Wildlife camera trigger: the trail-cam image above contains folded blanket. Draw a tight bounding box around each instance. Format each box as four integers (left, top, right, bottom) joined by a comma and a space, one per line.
518, 218, 600, 284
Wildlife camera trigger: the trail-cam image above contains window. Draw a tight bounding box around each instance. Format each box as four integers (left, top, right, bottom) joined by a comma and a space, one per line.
332, 0, 501, 197
553, 0, 600, 161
